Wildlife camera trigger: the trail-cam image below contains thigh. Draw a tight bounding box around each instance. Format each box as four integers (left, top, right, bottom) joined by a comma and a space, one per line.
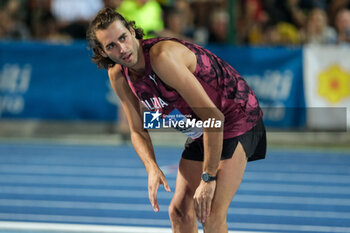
169, 159, 203, 233
171, 158, 202, 211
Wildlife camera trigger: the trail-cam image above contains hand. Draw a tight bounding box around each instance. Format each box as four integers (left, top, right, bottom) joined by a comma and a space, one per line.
148, 168, 171, 212
193, 180, 216, 223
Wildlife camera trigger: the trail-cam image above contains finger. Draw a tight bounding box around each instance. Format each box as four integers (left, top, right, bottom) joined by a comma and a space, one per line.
162, 177, 171, 192
153, 188, 159, 212
207, 197, 212, 219
197, 198, 202, 222
149, 185, 160, 212
193, 196, 199, 221
201, 198, 207, 223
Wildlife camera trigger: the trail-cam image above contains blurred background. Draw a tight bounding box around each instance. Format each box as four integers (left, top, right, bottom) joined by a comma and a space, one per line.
0, 0, 349, 146
0, 1, 350, 233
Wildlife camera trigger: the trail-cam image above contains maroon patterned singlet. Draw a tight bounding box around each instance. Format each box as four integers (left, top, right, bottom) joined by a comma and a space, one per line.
121, 38, 262, 139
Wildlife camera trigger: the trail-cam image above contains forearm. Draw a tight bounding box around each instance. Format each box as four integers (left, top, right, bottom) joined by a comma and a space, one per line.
202, 128, 223, 176
131, 130, 158, 174
131, 130, 170, 213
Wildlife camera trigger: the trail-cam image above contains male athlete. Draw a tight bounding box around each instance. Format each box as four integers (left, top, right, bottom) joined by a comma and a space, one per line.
87, 7, 266, 233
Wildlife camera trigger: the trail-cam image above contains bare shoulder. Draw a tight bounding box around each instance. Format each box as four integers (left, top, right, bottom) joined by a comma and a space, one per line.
107, 64, 133, 100
149, 40, 196, 71
150, 40, 192, 58
151, 40, 179, 51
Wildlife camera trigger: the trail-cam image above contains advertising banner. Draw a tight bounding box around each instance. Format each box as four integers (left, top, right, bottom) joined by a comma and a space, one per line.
0, 41, 117, 121
303, 45, 349, 130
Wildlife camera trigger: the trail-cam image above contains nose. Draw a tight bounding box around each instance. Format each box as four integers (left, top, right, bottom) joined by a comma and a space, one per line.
119, 43, 127, 54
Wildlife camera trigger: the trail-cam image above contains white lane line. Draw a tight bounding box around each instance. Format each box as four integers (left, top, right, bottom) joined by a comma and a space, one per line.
239, 183, 350, 194
246, 165, 350, 174
228, 207, 350, 219
243, 171, 350, 184
0, 186, 166, 199
2, 163, 350, 175
2, 168, 350, 187
0, 199, 162, 212
2, 179, 350, 195
228, 222, 350, 233
0, 165, 148, 177
1, 199, 350, 219
0, 159, 145, 167
0, 175, 157, 187
2, 173, 350, 188
1, 186, 350, 206
0, 213, 171, 227
235, 194, 350, 206
0, 221, 269, 233
0, 221, 173, 233
1, 214, 349, 233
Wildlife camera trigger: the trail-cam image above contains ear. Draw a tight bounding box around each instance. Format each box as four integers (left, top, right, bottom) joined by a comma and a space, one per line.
129, 26, 136, 37
98, 47, 108, 58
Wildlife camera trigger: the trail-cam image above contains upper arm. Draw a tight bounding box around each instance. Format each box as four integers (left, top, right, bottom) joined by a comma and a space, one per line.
149, 41, 224, 121
108, 66, 144, 132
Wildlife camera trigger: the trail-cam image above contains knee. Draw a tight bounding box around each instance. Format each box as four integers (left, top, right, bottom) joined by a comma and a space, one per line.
168, 203, 195, 225
203, 210, 227, 231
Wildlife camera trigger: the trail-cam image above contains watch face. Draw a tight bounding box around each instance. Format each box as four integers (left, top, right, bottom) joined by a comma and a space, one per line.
202, 173, 209, 182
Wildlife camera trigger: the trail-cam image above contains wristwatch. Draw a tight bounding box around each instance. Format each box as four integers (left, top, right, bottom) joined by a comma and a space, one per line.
201, 172, 217, 182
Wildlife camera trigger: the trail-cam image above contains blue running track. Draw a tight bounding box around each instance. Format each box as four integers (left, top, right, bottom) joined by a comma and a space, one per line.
0, 142, 350, 233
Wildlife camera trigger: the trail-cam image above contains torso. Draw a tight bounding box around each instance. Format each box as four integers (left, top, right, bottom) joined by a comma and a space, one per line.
120, 37, 262, 139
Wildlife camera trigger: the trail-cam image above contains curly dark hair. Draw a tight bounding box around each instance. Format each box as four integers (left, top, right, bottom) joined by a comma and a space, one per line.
87, 7, 144, 69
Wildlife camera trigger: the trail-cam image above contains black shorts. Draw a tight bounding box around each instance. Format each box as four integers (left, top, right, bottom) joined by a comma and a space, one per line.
182, 118, 266, 162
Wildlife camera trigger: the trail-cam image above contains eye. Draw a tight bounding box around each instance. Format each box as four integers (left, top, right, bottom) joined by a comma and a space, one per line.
106, 43, 115, 50
120, 35, 126, 42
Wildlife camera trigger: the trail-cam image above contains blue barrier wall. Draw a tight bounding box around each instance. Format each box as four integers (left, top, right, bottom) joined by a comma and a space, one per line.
0, 41, 305, 127
0, 41, 117, 121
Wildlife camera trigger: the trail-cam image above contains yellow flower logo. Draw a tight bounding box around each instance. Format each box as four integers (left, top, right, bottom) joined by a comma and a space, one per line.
318, 65, 350, 104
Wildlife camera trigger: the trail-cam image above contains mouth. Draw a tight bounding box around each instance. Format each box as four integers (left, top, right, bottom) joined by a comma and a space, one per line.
122, 53, 132, 62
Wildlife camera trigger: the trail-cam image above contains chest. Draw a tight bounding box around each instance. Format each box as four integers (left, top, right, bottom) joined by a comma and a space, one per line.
126, 71, 182, 114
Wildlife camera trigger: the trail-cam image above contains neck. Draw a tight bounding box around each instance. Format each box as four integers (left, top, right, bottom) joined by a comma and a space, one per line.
130, 67, 144, 76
